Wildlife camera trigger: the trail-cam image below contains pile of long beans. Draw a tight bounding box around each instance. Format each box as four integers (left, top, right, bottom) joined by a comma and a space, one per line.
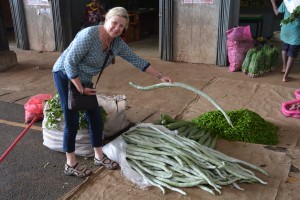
123, 124, 268, 195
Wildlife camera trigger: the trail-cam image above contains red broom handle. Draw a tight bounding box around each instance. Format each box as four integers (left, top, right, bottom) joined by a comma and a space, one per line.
0, 116, 39, 163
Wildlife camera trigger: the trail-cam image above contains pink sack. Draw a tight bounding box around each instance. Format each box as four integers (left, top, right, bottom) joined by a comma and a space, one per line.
226, 26, 254, 72
295, 89, 300, 99
24, 94, 53, 123
226, 26, 253, 42
281, 99, 300, 119
227, 40, 254, 72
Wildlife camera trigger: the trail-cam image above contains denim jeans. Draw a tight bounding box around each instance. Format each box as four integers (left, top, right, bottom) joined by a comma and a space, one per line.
53, 71, 103, 153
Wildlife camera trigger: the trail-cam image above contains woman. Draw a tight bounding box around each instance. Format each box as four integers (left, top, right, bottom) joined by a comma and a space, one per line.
52, 7, 173, 178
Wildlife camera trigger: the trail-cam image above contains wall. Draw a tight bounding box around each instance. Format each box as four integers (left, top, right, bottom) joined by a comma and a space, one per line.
173, 0, 220, 64
22, 0, 55, 51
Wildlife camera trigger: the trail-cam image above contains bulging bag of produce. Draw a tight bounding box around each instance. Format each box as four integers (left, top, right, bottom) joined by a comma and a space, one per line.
242, 48, 256, 74
24, 93, 53, 123
226, 25, 253, 42
281, 99, 300, 119
226, 26, 254, 72
227, 40, 254, 72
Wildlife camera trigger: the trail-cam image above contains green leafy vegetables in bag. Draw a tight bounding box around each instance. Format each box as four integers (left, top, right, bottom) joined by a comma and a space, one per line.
45, 93, 106, 130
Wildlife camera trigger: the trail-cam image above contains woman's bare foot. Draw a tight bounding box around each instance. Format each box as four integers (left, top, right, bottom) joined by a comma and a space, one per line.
282, 77, 288, 82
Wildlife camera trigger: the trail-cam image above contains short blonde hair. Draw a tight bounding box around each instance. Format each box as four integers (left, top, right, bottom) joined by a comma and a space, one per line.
105, 7, 129, 29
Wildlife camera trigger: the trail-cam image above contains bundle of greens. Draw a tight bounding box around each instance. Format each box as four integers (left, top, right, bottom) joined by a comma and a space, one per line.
281, 5, 300, 25
191, 109, 279, 145
44, 93, 106, 130
247, 50, 264, 77
242, 44, 279, 78
242, 48, 256, 74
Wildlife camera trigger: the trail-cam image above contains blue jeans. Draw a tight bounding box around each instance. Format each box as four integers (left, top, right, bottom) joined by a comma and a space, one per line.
53, 71, 103, 153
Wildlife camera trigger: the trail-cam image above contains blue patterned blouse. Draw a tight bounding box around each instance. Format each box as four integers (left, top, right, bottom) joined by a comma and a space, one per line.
52, 25, 150, 85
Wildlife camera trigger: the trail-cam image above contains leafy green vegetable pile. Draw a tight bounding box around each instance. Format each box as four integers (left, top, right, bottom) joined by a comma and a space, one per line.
45, 93, 106, 130
191, 109, 279, 145
281, 5, 300, 25
242, 44, 279, 78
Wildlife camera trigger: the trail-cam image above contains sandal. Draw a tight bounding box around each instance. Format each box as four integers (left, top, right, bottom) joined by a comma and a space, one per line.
64, 163, 92, 178
94, 155, 119, 170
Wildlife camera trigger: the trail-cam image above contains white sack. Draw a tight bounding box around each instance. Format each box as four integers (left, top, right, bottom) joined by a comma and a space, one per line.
42, 94, 129, 157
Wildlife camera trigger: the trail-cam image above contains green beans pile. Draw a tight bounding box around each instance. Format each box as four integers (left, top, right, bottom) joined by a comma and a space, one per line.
192, 109, 279, 145
123, 124, 268, 195
154, 114, 217, 149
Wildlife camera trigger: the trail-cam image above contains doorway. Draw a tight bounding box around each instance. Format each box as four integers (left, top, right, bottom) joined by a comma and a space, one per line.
69, 0, 161, 58
1, 0, 15, 46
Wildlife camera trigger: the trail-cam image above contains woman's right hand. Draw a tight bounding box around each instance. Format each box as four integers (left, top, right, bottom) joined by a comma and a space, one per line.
83, 87, 97, 95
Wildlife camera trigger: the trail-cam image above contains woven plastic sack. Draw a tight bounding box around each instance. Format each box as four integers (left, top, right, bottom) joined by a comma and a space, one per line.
24, 94, 53, 123
42, 119, 94, 157
97, 94, 129, 138
226, 25, 253, 42
42, 94, 129, 157
281, 99, 300, 119
295, 89, 300, 99
226, 26, 254, 72
227, 40, 254, 72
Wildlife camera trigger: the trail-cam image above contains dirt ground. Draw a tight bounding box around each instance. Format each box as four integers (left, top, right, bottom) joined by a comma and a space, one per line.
0, 37, 300, 200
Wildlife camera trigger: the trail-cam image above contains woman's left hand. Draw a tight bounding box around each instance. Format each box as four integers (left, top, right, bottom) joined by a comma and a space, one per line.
160, 75, 173, 83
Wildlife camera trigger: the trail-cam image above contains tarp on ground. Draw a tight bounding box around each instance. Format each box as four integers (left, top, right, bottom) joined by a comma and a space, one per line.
60, 77, 300, 200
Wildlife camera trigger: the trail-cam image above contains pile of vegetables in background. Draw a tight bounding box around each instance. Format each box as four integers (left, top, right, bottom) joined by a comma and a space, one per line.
123, 124, 268, 196
44, 93, 106, 130
281, 5, 300, 24
242, 42, 279, 78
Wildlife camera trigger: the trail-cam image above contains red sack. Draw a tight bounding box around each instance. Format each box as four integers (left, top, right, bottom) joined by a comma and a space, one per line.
24, 94, 53, 123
